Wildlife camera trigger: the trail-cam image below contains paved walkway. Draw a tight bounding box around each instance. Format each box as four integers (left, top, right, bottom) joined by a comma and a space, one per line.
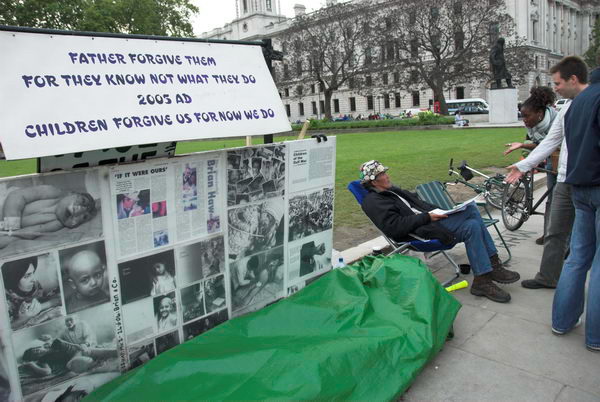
339, 186, 600, 401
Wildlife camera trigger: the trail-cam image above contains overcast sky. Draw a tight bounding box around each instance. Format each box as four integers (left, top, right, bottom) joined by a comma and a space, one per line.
191, 0, 327, 36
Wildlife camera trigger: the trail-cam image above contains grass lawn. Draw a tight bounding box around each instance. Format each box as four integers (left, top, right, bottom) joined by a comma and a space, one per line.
0, 127, 525, 229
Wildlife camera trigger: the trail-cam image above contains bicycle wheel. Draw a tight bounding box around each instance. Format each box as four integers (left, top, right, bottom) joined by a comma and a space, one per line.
484, 176, 505, 210
501, 177, 530, 231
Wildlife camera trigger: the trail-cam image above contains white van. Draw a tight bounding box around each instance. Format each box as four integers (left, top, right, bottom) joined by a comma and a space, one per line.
553, 99, 568, 111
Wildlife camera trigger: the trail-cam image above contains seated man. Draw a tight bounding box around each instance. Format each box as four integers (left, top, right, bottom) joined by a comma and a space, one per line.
359, 160, 519, 303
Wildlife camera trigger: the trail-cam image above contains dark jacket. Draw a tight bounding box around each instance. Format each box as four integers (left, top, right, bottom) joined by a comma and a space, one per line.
564, 67, 600, 186
361, 185, 457, 245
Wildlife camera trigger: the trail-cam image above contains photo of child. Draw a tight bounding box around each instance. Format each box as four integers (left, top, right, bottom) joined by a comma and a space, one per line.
118, 250, 176, 305
182, 164, 197, 199
1, 254, 63, 331
0, 171, 102, 259
59, 241, 109, 314
116, 190, 150, 219
153, 293, 178, 333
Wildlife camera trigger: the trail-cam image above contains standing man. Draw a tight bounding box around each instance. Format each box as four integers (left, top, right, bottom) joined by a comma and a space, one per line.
552, 61, 600, 352
505, 56, 589, 289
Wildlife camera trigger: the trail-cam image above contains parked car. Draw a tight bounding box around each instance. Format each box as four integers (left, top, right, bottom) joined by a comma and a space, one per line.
457, 106, 489, 115
553, 98, 568, 111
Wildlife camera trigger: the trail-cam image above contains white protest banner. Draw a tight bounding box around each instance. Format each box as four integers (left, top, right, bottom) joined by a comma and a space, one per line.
0, 30, 291, 160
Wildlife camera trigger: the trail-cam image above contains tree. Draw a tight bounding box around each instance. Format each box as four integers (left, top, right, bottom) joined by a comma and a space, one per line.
377, 0, 531, 115
584, 16, 600, 69
0, 0, 199, 37
277, 1, 378, 119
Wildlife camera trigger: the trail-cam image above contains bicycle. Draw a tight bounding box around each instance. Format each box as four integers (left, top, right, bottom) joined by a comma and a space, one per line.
500, 166, 555, 231
447, 159, 506, 209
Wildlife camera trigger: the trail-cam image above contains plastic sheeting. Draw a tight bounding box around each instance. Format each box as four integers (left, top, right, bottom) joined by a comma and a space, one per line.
88, 254, 461, 401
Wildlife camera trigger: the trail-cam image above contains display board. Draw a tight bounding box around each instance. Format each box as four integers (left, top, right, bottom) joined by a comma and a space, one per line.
0, 138, 335, 401
0, 30, 291, 160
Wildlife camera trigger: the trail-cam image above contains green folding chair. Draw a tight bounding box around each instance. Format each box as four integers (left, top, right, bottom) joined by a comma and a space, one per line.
416, 181, 511, 264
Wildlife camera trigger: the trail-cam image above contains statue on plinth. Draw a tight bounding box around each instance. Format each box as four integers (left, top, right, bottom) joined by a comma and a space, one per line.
489, 37, 513, 89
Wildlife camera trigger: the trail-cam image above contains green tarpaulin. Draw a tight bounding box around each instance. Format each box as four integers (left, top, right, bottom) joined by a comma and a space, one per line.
88, 254, 461, 401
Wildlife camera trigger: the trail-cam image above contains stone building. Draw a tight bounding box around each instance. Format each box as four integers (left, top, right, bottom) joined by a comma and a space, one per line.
202, 0, 600, 122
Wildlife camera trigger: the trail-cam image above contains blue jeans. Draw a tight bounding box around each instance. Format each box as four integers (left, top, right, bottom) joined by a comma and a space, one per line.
552, 186, 600, 348
439, 204, 498, 276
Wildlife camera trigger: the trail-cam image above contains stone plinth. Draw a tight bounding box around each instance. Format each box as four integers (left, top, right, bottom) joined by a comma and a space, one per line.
488, 88, 518, 124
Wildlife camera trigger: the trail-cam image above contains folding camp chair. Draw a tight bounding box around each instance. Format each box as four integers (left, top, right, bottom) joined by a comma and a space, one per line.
347, 180, 462, 287
415, 181, 511, 264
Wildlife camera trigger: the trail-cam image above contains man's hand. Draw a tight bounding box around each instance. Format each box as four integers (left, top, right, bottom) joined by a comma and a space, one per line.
505, 165, 524, 184
504, 142, 523, 155
429, 213, 448, 221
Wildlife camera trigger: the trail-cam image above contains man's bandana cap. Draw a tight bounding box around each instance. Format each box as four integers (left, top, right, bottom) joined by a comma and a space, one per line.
359, 160, 389, 184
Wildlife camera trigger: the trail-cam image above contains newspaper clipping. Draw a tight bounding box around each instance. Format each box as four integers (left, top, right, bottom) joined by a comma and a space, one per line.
0, 170, 103, 260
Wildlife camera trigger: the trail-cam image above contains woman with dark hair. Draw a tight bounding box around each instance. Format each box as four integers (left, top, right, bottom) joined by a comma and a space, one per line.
2, 256, 60, 329
504, 86, 558, 243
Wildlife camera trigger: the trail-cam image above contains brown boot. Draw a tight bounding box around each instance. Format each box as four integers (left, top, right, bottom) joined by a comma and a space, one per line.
470, 273, 511, 303
489, 254, 520, 284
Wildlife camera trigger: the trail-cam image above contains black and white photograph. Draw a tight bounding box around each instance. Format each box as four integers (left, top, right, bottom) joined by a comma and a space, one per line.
182, 164, 197, 199
288, 187, 334, 241
59, 241, 109, 314
183, 309, 229, 341
204, 274, 226, 314
226, 145, 286, 206
2, 253, 63, 331
230, 247, 284, 313
23, 371, 119, 402
0, 170, 102, 259
13, 303, 118, 397
155, 330, 180, 355
116, 189, 150, 219
127, 340, 156, 370
228, 198, 284, 261
176, 236, 225, 286
288, 231, 333, 282
180, 282, 205, 324
0, 335, 11, 401
123, 298, 154, 344
153, 230, 169, 247
153, 292, 178, 333
118, 250, 176, 304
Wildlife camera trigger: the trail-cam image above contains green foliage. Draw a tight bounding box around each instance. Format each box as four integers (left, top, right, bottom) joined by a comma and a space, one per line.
0, 0, 199, 36
584, 17, 600, 69
291, 115, 454, 130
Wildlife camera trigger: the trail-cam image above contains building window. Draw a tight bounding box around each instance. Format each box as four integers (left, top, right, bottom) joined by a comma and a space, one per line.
334, 99, 340, 113
296, 85, 303, 96
454, 30, 464, 50
243, 0, 248, 13
284, 88, 290, 97
319, 82, 325, 92
384, 94, 390, 109
367, 95, 374, 110
311, 84, 315, 94
296, 61, 302, 76
266, 0, 272, 11
412, 91, 420, 107
410, 39, 418, 58
319, 100, 325, 113
366, 75, 373, 86
456, 86, 465, 99
283, 64, 290, 80
382, 73, 388, 85
348, 78, 355, 90
285, 104, 290, 117
535, 56, 539, 69
312, 101, 317, 115
395, 93, 401, 108
298, 102, 304, 116
349, 97, 356, 112
410, 70, 419, 82
364, 48, 372, 65
393, 72, 400, 84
